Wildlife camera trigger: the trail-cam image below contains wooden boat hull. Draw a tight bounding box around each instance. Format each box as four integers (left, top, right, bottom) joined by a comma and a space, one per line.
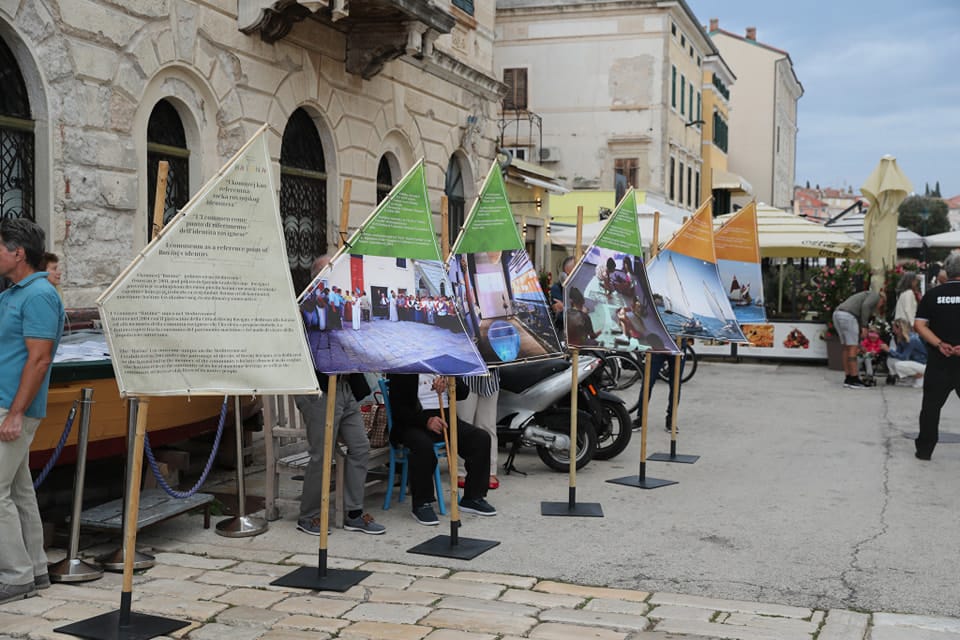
29, 360, 259, 469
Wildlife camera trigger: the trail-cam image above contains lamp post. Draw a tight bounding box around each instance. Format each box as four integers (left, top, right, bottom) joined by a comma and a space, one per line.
920, 206, 930, 267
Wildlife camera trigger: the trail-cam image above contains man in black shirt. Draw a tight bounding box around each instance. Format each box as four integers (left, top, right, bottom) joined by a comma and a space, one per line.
913, 252, 960, 460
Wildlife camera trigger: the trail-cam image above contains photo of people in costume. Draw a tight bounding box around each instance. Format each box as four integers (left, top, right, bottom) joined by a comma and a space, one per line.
301, 253, 485, 375
448, 249, 561, 363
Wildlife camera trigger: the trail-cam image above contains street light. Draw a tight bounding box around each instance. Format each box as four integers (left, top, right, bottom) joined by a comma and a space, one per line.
920, 206, 930, 266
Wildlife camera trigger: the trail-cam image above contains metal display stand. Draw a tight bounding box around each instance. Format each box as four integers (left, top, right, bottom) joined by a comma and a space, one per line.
215, 396, 268, 537
608, 357, 677, 489
648, 352, 699, 464
542, 208, 603, 517
49, 388, 103, 583
271, 375, 372, 591
408, 378, 500, 559
57, 397, 190, 640
96, 400, 154, 572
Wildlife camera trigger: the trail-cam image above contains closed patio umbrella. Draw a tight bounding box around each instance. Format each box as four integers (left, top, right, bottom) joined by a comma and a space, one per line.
861, 155, 912, 290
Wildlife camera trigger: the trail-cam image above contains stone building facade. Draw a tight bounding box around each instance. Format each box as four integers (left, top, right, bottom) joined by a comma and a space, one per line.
707, 20, 802, 210
494, 0, 717, 217
0, 0, 502, 307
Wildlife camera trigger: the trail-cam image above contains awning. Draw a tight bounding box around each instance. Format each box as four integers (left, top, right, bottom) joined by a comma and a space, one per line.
521, 175, 570, 195
824, 209, 924, 249
923, 229, 960, 248
712, 169, 753, 194
715, 204, 862, 258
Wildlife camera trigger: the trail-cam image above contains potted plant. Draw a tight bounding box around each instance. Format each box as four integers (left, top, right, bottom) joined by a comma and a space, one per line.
798, 261, 871, 370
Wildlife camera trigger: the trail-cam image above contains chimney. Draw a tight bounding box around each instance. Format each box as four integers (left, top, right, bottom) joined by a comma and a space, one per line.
709, 18, 718, 32
745, 26, 756, 40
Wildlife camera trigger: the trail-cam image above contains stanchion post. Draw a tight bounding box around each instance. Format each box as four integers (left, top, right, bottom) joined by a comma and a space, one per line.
215, 396, 268, 537
50, 388, 102, 583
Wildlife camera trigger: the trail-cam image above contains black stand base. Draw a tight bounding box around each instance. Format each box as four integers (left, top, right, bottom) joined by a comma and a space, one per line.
55, 611, 189, 640
647, 452, 700, 464
607, 473, 677, 490
540, 501, 604, 517
408, 535, 500, 560
270, 566, 371, 592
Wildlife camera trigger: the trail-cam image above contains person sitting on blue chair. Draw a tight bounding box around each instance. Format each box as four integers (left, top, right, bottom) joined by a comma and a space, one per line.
386, 374, 496, 526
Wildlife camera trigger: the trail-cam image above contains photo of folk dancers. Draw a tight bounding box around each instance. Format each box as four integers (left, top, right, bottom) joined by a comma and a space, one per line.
300, 253, 485, 375
448, 249, 562, 364
563, 246, 676, 353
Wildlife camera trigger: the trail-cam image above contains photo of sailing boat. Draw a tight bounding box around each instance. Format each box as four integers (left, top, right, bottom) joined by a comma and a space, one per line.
717, 259, 766, 323
647, 249, 749, 342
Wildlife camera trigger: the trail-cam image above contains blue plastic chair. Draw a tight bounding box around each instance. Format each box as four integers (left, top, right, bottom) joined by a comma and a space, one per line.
378, 378, 447, 514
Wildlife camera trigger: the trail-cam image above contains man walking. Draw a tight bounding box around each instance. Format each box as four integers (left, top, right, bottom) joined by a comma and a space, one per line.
913, 252, 960, 461
0, 219, 65, 604
832, 288, 885, 389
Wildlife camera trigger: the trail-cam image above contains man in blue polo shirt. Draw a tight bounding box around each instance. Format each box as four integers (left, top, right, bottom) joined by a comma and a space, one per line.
0, 219, 65, 604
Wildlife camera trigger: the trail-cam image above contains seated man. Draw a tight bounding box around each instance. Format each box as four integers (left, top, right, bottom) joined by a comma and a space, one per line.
386, 374, 496, 525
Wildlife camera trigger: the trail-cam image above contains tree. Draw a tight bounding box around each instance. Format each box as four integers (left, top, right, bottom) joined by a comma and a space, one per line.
898, 195, 950, 236
934, 181, 942, 198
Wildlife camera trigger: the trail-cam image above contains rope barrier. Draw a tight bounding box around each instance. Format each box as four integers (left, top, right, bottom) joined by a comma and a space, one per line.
143, 396, 230, 499
33, 401, 79, 490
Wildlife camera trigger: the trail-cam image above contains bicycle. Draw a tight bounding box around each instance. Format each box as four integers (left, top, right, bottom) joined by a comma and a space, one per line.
594, 339, 698, 397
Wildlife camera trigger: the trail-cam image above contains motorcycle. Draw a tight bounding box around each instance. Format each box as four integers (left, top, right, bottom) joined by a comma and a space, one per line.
496, 354, 628, 472
573, 358, 632, 461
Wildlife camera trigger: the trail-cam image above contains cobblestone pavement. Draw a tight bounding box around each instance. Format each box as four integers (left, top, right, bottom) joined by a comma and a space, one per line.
6, 542, 960, 639
4, 360, 960, 638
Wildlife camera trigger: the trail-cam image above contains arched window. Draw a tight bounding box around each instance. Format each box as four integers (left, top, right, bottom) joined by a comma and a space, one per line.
146, 99, 189, 240
280, 108, 327, 293
444, 155, 465, 242
376, 156, 393, 204
0, 35, 34, 221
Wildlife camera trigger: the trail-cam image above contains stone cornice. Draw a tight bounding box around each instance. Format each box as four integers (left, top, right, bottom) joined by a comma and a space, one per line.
406, 47, 505, 102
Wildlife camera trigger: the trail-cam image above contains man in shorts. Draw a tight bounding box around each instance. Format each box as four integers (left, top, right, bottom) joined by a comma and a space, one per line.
832, 289, 885, 389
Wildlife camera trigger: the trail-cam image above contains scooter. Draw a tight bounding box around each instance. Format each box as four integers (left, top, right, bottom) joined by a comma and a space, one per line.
497, 354, 612, 472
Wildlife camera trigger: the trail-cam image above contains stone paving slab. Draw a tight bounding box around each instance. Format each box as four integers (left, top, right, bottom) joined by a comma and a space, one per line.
448, 571, 538, 589
539, 607, 650, 632
342, 602, 432, 624
418, 608, 537, 636
498, 587, 585, 609
648, 593, 813, 619
533, 580, 650, 602
526, 622, 630, 640
653, 618, 811, 640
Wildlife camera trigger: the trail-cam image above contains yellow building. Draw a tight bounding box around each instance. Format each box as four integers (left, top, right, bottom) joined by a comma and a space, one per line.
700, 51, 751, 214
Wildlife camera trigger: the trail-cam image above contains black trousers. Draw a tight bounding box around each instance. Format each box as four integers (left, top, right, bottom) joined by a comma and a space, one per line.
640, 352, 685, 425
398, 411, 490, 506
916, 361, 960, 457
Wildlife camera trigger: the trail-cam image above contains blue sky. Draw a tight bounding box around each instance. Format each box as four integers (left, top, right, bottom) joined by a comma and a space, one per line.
686, 0, 960, 198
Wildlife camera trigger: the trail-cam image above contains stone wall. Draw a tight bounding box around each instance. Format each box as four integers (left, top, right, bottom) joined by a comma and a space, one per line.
1, 0, 500, 307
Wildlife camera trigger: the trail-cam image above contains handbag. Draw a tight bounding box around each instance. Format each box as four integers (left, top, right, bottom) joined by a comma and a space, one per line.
361, 391, 389, 448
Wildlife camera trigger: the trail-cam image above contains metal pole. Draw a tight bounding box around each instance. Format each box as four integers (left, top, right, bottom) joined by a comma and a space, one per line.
216, 396, 268, 537
49, 388, 103, 582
